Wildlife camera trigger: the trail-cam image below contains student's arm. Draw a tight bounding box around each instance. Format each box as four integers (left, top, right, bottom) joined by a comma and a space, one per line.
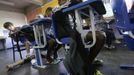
9, 32, 18, 42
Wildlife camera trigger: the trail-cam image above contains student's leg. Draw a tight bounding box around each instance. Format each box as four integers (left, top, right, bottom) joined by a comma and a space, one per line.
23, 41, 31, 56
53, 44, 62, 59
84, 31, 105, 75
46, 39, 55, 63
68, 31, 105, 75
20, 37, 31, 57
106, 30, 116, 49
85, 31, 105, 63
105, 30, 113, 47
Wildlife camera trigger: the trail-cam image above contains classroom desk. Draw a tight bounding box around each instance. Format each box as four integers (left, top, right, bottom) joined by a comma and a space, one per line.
0, 36, 6, 50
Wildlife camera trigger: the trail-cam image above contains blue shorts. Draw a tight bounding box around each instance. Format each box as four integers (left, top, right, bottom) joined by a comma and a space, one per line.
19, 37, 27, 43
19, 37, 36, 47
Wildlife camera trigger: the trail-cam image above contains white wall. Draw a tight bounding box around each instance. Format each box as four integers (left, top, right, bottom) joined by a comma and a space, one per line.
103, 3, 114, 17
0, 10, 27, 49
0, 10, 27, 28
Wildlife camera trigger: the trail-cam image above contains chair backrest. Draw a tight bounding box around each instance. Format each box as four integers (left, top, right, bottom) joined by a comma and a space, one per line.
51, 13, 72, 44
111, 0, 134, 30
111, 0, 134, 51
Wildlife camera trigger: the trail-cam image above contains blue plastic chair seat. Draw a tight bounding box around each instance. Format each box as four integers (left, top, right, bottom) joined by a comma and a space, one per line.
60, 37, 71, 44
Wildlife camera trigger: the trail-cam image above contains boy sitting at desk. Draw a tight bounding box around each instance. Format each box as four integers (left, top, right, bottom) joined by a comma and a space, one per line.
28, 7, 61, 63
3, 22, 31, 57
3, 20, 60, 64
52, 0, 105, 74
44, 7, 61, 63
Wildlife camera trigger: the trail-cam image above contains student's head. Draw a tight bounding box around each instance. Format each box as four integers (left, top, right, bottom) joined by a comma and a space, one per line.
45, 7, 53, 17
58, 0, 68, 6
3, 22, 15, 31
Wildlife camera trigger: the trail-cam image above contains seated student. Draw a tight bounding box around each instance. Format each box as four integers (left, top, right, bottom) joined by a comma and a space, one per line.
52, 0, 105, 75
30, 8, 61, 63
44, 7, 61, 63
96, 16, 116, 49
3, 22, 31, 57
4, 21, 59, 64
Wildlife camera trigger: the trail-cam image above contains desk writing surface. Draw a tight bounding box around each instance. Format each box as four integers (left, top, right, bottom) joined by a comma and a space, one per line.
0, 36, 6, 50
0, 36, 6, 39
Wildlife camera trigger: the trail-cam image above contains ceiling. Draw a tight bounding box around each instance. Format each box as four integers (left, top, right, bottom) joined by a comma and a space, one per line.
0, 0, 51, 13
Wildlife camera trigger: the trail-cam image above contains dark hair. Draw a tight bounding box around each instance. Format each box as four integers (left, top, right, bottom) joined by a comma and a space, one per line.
3, 22, 13, 29
46, 7, 53, 12
45, 7, 53, 17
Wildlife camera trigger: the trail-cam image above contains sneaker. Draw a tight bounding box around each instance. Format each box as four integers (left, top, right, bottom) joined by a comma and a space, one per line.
108, 45, 115, 49
26, 54, 31, 58
46, 61, 51, 64
51, 59, 61, 64
104, 44, 108, 48
104, 44, 115, 49
94, 70, 103, 75
46, 57, 53, 64
93, 59, 103, 67
114, 40, 121, 44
